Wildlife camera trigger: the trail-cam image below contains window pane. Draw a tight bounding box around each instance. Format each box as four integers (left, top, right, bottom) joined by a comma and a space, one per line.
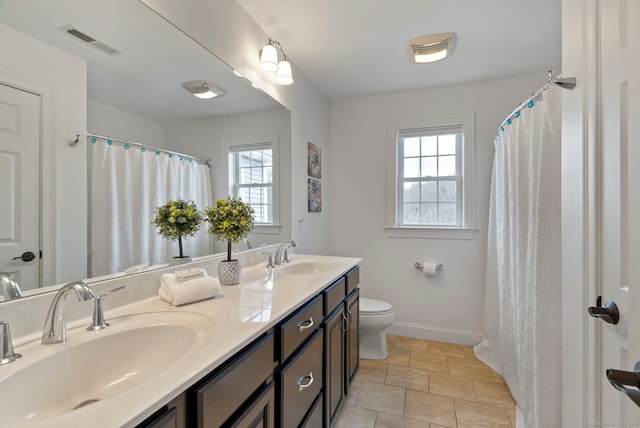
422, 136, 437, 156
420, 203, 438, 224
403, 182, 420, 203
421, 181, 437, 202
439, 134, 457, 155
438, 155, 456, 176
421, 157, 437, 177
403, 203, 420, 224
438, 203, 457, 225
404, 137, 420, 157
404, 158, 420, 178
438, 180, 456, 202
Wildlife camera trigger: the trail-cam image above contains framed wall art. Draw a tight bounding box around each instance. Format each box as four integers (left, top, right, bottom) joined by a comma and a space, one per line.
307, 142, 321, 178
307, 179, 321, 212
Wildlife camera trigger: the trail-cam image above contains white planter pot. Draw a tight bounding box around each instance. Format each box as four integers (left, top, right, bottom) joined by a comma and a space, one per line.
218, 260, 241, 285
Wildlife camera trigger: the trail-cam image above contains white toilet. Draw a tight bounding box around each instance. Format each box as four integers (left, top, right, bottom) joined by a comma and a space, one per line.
359, 298, 395, 360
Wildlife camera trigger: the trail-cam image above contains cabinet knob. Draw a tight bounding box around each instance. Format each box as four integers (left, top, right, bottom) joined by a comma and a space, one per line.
297, 372, 314, 392
298, 317, 314, 332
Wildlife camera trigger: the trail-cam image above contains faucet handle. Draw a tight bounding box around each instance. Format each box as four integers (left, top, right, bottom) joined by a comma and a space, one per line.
263, 251, 274, 269
0, 321, 21, 365
86, 285, 126, 331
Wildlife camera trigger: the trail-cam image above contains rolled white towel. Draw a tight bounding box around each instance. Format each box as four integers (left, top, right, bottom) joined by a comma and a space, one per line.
159, 273, 221, 306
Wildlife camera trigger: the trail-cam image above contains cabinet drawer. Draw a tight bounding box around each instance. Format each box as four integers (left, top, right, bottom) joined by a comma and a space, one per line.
323, 277, 346, 316
278, 329, 323, 428
196, 333, 274, 428
278, 295, 322, 362
346, 266, 360, 295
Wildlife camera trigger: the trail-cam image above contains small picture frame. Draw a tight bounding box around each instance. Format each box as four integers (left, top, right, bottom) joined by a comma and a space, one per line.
307, 142, 321, 178
308, 179, 322, 212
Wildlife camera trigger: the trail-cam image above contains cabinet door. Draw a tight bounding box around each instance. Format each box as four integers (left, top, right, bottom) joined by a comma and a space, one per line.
230, 382, 275, 428
345, 289, 360, 393
324, 303, 346, 425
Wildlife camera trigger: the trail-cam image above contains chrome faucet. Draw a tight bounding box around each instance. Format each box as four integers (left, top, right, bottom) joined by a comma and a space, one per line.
41, 281, 95, 344
0, 272, 23, 300
274, 239, 296, 265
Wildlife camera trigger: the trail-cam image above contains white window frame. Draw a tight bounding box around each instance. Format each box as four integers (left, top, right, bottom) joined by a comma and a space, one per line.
386, 113, 477, 240
224, 133, 281, 235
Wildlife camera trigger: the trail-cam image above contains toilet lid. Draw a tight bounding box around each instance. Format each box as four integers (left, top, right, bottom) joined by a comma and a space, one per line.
360, 298, 393, 314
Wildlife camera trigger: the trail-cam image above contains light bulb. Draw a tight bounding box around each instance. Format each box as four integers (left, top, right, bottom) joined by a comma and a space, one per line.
275, 60, 293, 85
259, 44, 278, 71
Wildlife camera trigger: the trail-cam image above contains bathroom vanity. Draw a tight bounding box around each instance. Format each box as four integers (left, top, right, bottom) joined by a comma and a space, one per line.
0, 254, 360, 428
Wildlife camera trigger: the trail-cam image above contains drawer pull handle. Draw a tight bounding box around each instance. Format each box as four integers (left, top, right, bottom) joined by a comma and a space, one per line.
298, 317, 314, 332
297, 372, 314, 391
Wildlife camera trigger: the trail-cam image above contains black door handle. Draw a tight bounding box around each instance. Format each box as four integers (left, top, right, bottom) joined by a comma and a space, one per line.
588, 296, 619, 324
12, 251, 36, 262
607, 362, 640, 407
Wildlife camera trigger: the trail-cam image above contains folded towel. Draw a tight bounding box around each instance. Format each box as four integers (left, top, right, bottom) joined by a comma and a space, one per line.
175, 267, 206, 282
159, 273, 221, 306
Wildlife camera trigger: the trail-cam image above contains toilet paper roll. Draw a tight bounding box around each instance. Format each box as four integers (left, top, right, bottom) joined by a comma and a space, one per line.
421, 262, 438, 276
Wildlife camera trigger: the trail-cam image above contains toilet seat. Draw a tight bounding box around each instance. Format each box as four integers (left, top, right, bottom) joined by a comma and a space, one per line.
360, 298, 393, 315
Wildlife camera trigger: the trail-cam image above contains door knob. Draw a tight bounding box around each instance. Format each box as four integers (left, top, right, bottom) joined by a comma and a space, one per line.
12, 251, 36, 262
607, 362, 640, 407
588, 296, 619, 324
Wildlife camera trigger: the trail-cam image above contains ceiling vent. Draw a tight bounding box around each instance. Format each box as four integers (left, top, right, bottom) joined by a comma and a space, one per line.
59, 25, 122, 55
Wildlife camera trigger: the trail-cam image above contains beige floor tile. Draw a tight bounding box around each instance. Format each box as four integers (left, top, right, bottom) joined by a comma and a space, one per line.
385, 365, 429, 392
473, 379, 516, 409
356, 381, 406, 416
385, 347, 411, 367
427, 341, 467, 359
409, 351, 449, 374
393, 336, 431, 353
454, 398, 512, 427
463, 345, 481, 361
404, 389, 457, 427
506, 407, 517, 427
357, 360, 389, 383
448, 357, 494, 380
347, 380, 362, 406
429, 372, 477, 402
387, 334, 398, 349
334, 404, 378, 428
374, 412, 429, 427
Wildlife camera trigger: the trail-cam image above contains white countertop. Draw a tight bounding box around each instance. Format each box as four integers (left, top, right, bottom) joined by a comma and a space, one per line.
0, 254, 361, 428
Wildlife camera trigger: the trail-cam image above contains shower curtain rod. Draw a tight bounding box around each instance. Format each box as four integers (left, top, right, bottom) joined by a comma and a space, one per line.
87, 132, 212, 167
495, 70, 576, 137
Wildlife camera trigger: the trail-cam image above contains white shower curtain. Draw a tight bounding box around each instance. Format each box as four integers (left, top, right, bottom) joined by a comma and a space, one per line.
89, 138, 213, 277
474, 85, 562, 427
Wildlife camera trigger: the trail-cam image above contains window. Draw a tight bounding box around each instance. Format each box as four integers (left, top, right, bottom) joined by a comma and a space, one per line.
386, 113, 476, 239
226, 135, 279, 231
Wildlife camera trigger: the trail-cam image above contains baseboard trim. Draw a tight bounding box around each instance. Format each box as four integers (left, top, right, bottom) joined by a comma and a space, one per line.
386, 321, 483, 346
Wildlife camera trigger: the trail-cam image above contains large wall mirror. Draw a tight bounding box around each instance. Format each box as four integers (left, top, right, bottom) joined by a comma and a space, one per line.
0, 0, 291, 302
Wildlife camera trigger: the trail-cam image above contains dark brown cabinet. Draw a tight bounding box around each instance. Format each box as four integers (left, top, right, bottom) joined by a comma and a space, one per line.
324, 302, 346, 425
345, 288, 359, 393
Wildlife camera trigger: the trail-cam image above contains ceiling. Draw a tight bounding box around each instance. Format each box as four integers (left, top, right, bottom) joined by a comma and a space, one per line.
236, 0, 562, 101
0, 0, 283, 123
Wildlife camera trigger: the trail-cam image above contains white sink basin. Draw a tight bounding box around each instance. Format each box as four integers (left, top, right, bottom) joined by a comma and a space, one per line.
280, 259, 340, 275
0, 311, 214, 427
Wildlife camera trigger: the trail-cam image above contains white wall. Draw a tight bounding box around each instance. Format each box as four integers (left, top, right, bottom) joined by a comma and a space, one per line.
88, 99, 165, 146
328, 73, 547, 344
163, 108, 292, 251
0, 22, 87, 286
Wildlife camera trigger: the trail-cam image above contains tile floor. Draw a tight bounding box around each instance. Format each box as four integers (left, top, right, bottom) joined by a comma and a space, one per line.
334, 335, 517, 428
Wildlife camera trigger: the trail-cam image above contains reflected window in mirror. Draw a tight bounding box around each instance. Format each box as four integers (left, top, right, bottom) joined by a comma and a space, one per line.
227, 136, 279, 229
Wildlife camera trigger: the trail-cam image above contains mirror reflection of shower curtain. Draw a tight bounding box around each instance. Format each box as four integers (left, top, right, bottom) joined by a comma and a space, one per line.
89, 138, 213, 277
474, 85, 561, 428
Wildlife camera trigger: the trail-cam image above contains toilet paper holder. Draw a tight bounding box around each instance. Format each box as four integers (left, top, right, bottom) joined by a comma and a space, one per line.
414, 262, 443, 271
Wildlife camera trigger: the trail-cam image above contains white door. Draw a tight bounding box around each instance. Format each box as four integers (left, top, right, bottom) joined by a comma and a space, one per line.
597, 0, 640, 422
0, 83, 41, 291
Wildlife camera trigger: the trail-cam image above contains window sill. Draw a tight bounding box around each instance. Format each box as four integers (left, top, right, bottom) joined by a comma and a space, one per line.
252, 224, 282, 235
385, 226, 478, 240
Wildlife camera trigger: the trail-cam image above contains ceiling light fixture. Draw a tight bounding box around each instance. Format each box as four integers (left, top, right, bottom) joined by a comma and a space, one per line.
181, 80, 227, 99
259, 39, 294, 85
407, 32, 456, 64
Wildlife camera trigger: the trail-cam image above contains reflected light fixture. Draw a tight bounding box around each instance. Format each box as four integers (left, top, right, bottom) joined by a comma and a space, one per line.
259, 39, 294, 85
407, 32, 456, 64
181, 80, 227, 99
